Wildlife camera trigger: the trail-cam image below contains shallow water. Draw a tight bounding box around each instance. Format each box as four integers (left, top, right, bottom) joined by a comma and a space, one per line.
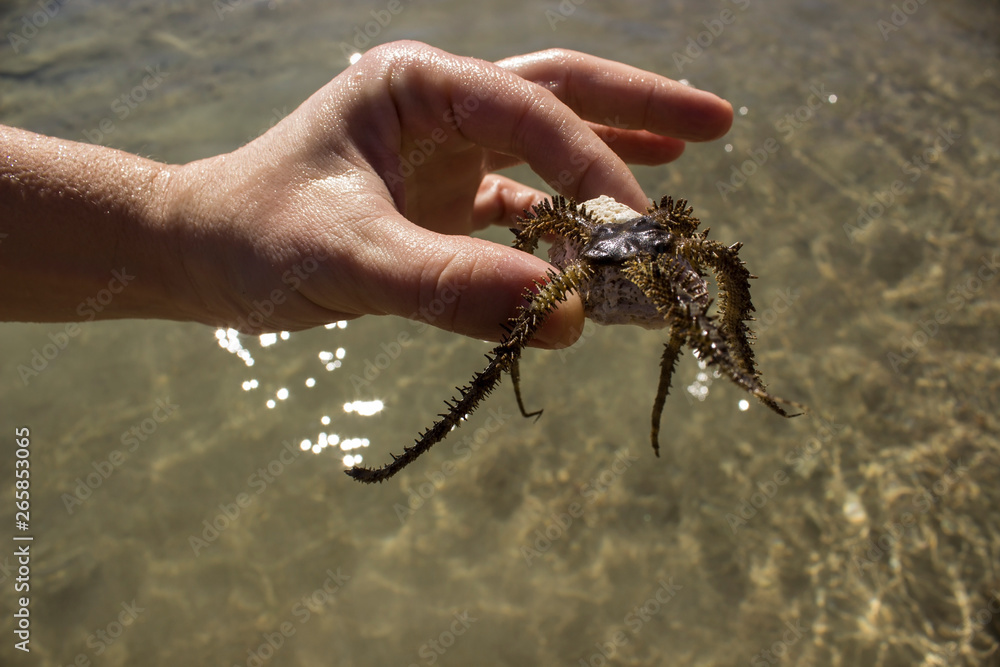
2, 0, 999, 665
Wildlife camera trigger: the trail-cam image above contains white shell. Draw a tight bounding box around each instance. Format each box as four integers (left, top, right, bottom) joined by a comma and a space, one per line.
547, 196, 669, 330
578, 195, 642, 224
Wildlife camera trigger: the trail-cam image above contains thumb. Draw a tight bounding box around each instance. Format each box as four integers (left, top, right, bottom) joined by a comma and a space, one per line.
350, 213, 585, 349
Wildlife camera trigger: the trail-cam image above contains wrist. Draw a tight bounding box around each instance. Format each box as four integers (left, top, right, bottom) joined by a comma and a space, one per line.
157, 152, 265, 332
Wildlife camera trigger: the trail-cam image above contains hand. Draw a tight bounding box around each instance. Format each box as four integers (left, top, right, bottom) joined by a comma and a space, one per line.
0, 40, 731, 344
164, 40, 732, 347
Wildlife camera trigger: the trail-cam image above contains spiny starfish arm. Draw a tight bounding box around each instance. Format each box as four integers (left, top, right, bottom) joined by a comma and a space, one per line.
346, 262, 593, 484
650, 330, 686, 458
510, 359, 542, 421
511, 195, 597, 255
621, 257, 804, 424
647, 195, 701, 236
678, 238, 759, 380
689, 241, 807, 418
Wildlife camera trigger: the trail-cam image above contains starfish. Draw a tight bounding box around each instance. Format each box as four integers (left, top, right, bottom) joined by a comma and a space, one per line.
346, 194, 804, 484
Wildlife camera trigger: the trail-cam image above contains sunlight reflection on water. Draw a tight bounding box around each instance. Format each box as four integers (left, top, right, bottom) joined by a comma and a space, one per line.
1, 0, 998, 664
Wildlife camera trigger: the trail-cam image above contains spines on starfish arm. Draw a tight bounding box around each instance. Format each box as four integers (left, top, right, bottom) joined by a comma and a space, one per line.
621, 254, 800, 421
649, 195, 701, 236
512, 196, 596, 255
345, 262, 592, 484
650, 330, 686, 458
348, 192, 806, 486
702, 240, 760, 379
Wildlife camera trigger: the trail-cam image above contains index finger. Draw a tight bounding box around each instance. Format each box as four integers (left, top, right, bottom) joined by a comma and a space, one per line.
496, 49, 733, 142
341, 41, 650, 210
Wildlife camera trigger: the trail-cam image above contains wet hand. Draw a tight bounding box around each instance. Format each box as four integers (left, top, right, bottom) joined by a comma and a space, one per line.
166, 40, 733, 346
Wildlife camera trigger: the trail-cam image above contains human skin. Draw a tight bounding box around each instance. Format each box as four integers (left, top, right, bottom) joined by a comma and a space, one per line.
0, 40, 732, 348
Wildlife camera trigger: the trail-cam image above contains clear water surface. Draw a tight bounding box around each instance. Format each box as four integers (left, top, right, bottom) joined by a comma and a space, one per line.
1, 0, 998, 665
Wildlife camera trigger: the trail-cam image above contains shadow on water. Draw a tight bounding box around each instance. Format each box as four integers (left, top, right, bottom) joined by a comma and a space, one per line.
1, 0, 999, 664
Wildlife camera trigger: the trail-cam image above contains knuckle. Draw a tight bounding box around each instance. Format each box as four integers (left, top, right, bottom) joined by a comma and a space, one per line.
359, 40, 438, 75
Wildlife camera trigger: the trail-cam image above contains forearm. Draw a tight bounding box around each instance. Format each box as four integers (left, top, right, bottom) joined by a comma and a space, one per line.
0, 125, 194, 324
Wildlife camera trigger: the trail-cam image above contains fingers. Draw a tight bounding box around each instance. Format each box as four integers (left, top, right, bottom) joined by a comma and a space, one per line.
483, 125, 686, 173
346, 197, 584, 349
587, 126, 686, 165
295, 42, 736, 346
346, 41, 649, 211
496, 48, 733, 142
471, 174, 549, 230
